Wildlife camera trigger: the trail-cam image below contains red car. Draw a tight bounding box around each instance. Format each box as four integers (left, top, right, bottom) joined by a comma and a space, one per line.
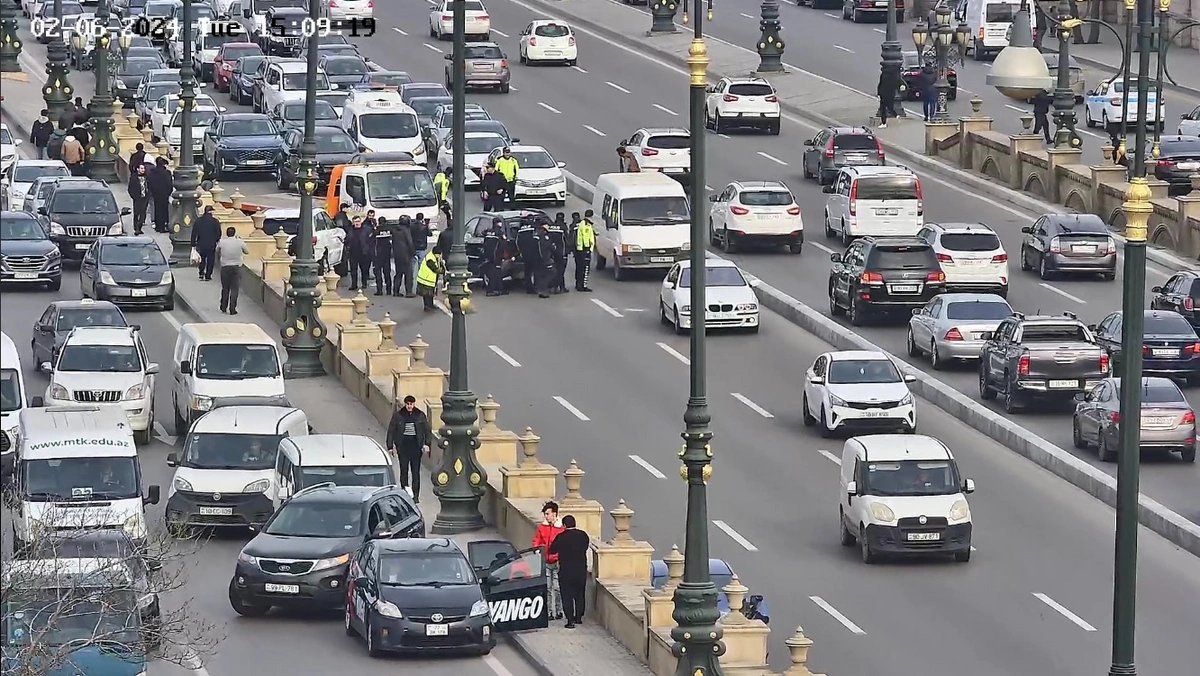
213, 43, 264, 93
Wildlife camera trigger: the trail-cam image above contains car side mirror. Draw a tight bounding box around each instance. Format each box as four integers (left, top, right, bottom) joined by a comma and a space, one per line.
243, 9, 251, 18
804, 139, 814, 146
144, 485, 161, 505
180, 360, 192, 374
444, 54, 452, 60
808, 376, 824, 385
146, 363, 159, 375
1073, 392, 1087, 402
371, 527, 390, 539
121, 207, 132, 216
37, 207, 47, 215
618, 139, 629, 146
358, 145, 367, 152
1183, 113, 1188, 119
1020, 226, 1032, 234
511, 137, 521, 144
39, 362, 52, 373
1087, 323, 1097, 332
829, 252, 842, 263
822, 184, 835, 194
166, 453, 178, 467
903, 374, 917, 383
355, 576, 368, 587
31, 396, 44, 407
912, 307, 922, 315
708, 195, 718, 202
979, 331, 994, 341
13, 139, 21, 147
962, 478, 975, 494
557, 161, 566, 168
1151, 286, 1162, 293
846, 481, 858, 497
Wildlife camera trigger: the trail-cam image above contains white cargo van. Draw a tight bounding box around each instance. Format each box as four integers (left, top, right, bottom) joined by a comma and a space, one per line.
1, 331, 28, 478
12, 406, 161, 553
272, 434, 396, 508
823, 166, 924, 246
957, 0, 1042, 61
165, 405, 309, 531
340, 89, 428, 164
170, 323, 287, 434
591, 172, 692, 280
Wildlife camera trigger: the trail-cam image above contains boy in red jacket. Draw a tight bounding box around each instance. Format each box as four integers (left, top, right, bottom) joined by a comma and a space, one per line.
532, 501, 566, 620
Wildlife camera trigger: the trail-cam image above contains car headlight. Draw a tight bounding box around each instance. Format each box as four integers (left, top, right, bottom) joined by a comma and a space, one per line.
116, 80, 127, 89
108, 222, 123, 235
11, 190, 24, 201
237, 550, 258, 567
311, 553, 350, 572
868, 502, 896, 523
173, 475, 193, 491
123, 513, 146, 539
949, 499, 970, 523
828, 393, 845, 407
190, 395, 213, 411
124, 382, 146, 400
50, 221, 65, 235
242, 478, 270, 494
374, 599, 403, 619
899, 393, 913, 406
736, 303, 757, 312
679, 304, 690, 314
47, 247, 60, 259
470, 599, 490, 618
49, 383, 69, 400
99, 270, 117, 285
160, 271, 173, 285
621, 244, 642, 254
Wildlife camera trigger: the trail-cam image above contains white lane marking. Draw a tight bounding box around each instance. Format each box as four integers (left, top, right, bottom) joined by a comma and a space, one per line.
834, 45, 854, 54
718, 133, 730, 139
483, 653, 517, 676
606, 81, 631, 93
656, 342, 691, 365
491, 29, 510, 38
591, 298, 624, 317
629, 454, 668, 479
1005, 104, 1027, 113
510, 85, 519, 91
538, 102, 562, 114
873, 28, 885, 34
653, 103, 678, 116
713, 520, 759, 551
152, 421, 178, 445
740, 12, 753, 18
705, 184, 715, 191
553, 395, 591, 421
1032, 593, 1097, 631
810, 596, 867, 635
571, 65, 588, 73
824, 12, 839, 18
1038, 282, 1085, 304
392, 27, 408, 36
817, 449, 842, 465
488, 345, 521, 367
583, 124, 606, 136
757, 151, 788, 166
163, 311, 183, 331
731, 392, 774, 418
424, 43, 444, 53
810, 241, 836, 255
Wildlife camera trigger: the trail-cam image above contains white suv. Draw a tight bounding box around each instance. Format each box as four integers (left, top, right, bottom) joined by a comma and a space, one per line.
704, 76, 781, 135
618, 128, 691, 182
708, 180, 803, 254
802, 350, 917, 436
917, 222, 1009, 297
44, 327, 158, 445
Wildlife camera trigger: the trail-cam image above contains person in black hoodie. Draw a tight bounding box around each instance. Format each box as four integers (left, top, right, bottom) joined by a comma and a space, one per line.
876, 68, 899, 128
148, 157, 173, 233
345, 215, 374, 290
408, 213, 431, 297
128, 143, 147, 171
30, 110, 54, 159
1031, 89, 1053, 143
549, 212, 569, 294
516, 215, 537, 294
372, 216, 393, 296
333, 203, 353, 233
190, 206, 222, 280
127, 163, 151, 234
547, 515, 590, 628
391, 215, 415, 297
385, 395, 431, 502
436, 221, 454, 257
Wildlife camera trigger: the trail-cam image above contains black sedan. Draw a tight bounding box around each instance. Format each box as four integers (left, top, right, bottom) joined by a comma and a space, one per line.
30, 299, 128, 371
898, 51, 957, 101
1150, 135, 1200, 195
1151, 269, 1200, 329
464, 209, 548, 282
275, 126, 360, 190
1092, 309, 1200, 385
229, 55, 268, 107
319, 54, 372, 90
115, 57, 168, 103
268, 99, 342, 132
79, 236, 175, 311
1, 210, 62, 290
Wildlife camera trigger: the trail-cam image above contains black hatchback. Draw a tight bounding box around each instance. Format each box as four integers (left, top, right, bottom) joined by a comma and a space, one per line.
37, 181, 130, 261
828, 235, 946, 325
1150, 135, 1200, 195
1151, 269, 1200, 328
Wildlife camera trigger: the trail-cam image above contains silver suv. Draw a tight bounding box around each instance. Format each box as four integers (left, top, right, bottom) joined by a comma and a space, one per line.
445, 43, 511, 93
801, 126, 884, 186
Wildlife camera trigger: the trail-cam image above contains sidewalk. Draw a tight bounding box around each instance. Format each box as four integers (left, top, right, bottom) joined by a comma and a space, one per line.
1045, 36, 1200, 97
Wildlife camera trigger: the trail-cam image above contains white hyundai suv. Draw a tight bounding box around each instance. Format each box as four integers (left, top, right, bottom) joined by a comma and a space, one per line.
916, 222, 1009, 297
704, 76, 781, 135
618, 127, 691, 182
708, 180, 803, 254
802, 350, 917, 437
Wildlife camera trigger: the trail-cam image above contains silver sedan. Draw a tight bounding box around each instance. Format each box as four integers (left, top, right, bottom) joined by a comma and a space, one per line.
907, 293, 1013, 369
1072, 376, 1197, 463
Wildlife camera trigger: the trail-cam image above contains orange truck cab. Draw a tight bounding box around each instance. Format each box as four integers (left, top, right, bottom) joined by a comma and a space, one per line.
323, 154, 442, 235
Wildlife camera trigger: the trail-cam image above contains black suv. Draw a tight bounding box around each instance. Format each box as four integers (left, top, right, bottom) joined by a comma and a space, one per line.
801, 126, 884, 185
37, 180, 130, 262
1151, 270, 1200, 328
1, 210, 62, 290
828, 236, 946, 325
1148, 135, 1200, 195
1019, 213, 1116, 281
229, 484, 424, 617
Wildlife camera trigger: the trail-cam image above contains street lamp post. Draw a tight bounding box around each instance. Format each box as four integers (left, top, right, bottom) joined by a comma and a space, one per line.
1051, 0, 1083, 149
0, 0, 22, 73
911, 1, 966, 121
671, 2, 725, 676
754, 0, 784, 73
85, 0, 120, 185
168, 0, 202, 266
1118, 0, 1136, 162
44, 0, 75, 123
879, 0, 904, 118
431, 0, 486, 535
280, 0, 328, 379
651, 0, 679, 34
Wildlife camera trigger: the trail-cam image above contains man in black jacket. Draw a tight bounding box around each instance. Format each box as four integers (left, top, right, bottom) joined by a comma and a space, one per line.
191, 206, 222, 280
516, 216, 537, 294
30, 110, 54, 159
480, 162, 507, 211
876, 68, 899, 128
534, 219, 555, 299
547, 515, 590, 628
345, 216, 374, 291
372, 217, 393, 296
482, 217, 507, 296
391, 215, 415, 297
549, 213, 569, 294
385, 395, 431, 503
1032, 90, 1053, 143
148, 157, 174, 233
127, 163, 151, 235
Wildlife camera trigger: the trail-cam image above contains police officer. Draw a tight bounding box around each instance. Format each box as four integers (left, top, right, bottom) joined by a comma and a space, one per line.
415, 248, 444, 311
493, 147, 519, 206
548, 213, 569, 294
574, 210, 596, 292
482, 217, 507, 296
439, 167, 454, 221
391, 215, 415, 297
409, 213, 431, 298
372, 216, 394, 296
432, 167, 450, 212
516, 215, 538, 294
535, 220, 556, 299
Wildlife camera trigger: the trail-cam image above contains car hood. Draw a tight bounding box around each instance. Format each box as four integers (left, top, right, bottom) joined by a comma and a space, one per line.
282, 119, 342, 130
117, 74, 147, 89
243, 533, 361, 560
463, 152, 490, 168
2, 646, 146, 676
826, 381, 911, 402
51, 371, 143, 394
172, 467, 272, 494
863, 493, 966, 520
312, 151, 357, 167
216, 136, 283, 150
379, 583, 483, 615
517, 168, 564, 183
102, 263, 169, 283
1, 239, 58, 257
49, 212, 120, 226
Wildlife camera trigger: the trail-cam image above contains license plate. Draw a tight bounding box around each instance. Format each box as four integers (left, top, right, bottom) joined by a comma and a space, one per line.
476, 64, 493, 70
1049, 379, 1079, 388
1071, 245, 1097, 254
14, 272, 37, 279
524, 188, 544, 195
876, 208, 898, 216
958, 259, 987, 266
650, 256, 674, 263
971, 333, 985, 340
1143, 416, 1174, 426
264, 583, 299, 594
845, 155, 868, 163
1178, 162, 1199, 170
545, 51, 562, 56
907, 532, 942, 541
245, 159, 267, 165
131, 289, 147, 297
75, 243, 92, 250
425, 623, 449, 636
199, 506, 232, 516
1151, 348, 1179, 357
861, 410, 890, 418
889, 284, 919, 293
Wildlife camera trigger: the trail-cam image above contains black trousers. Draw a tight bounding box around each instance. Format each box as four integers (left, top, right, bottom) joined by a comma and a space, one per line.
483, 193, 504, 211
219, 265, 240, 313
152, 194, 170, 231
349, 255, 371, 289
418, 283, 436, 309
559, 573, 586, 622
504, 179, 517, 205
1033, 112, 1051, 142
574, 251, 591, 289
393, 253, 413, 296
397, 448, 423, 499
877, 95, 895, 124
197, 246, 216, 279
483, 259, 505, 292
522, 256, 538, 291
373, 256, 392, 294
132, 198, 150, 233
536, 263, 554, 295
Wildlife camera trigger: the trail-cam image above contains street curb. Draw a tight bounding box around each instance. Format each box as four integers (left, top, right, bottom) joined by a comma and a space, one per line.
503, 634, 557, 676
561, 168, 1200, 558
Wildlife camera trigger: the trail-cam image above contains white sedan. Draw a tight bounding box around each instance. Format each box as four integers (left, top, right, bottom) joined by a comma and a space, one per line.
1, 123, 21, 177
802, 350, 918, 437
659, 258, 759, 334
4, 159, 70, 211
485, 145, 566, 206
429, 0, 491, 40
150, 93, 221, 140
436, 132, 507, 188
518, 20, 578, 66
708, 180, 803, 254
1083, 77, 1166, 129
260, 207, 346, 272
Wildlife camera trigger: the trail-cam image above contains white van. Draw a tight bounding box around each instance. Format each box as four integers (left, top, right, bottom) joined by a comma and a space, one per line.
12, 406, 161, 553
591, 172, 692, 280
957, 0, 1042, 61
1, 331, 28, 478
170, 323, 287, 434
823, 166, 924, 246
340, 89, 428, 164
838, 434, 975, 564
164, 405, 309, 531
272, 434, 396, 508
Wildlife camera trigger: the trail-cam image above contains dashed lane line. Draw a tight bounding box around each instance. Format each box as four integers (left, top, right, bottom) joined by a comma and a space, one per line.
653, 103, 678, 116
606, 81, 631, 93
591, 298, 624, 317
656, 342, 691, 365
423, 43, 444, 53
553, 395, 591, 421
817, 449, 842, 465
810, 596, 867, 635
392, 27, 408, 36
1032, 593, 1097, 631
731, 392, 774, 418
571, 65, 588, 73
538, 102, 562, 114
834, 45, 854, 54
757, 151, 788, 166
810, 241, 836, 255
1038, 282, 1085, 304
713, 520, 759, 551
629, 454, 668, 479
583, 124, 606, 136
488, 345, 522, 367
491, 29, 509, 38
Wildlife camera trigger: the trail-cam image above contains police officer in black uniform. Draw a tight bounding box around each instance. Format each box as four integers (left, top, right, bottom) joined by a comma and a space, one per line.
482, 217, 508, 296
548, 213, 569, 294
391, 215, 415, 297
516, 215, 538, 294
372, 217, 393, 296
535, 220, 556, 299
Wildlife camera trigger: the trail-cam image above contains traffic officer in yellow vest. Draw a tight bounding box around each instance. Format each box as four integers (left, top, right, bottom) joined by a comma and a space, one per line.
432, 167, 450, 213
415, 247, 444, 312
573, 209, 596, 292
494, 147, 519, 207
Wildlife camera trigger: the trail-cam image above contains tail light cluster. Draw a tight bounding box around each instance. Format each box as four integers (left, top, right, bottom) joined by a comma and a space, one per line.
786, 206, 801, 215
936, 253, 953, 262
1048, 236, 1062, 253
992, 253, 1008, 262
723, 94, 738, 102
1100, 353, 1110, 372
1018, 355, 1030, 376
926, 271, 945, 282
1184, 297, 1195, 311
824, 138, 835, 159
876, 136, 886, 160
944, 328, 964, 341
915, 179, 922, 215
1184, 411, 1196, 424
1157, 159, 1177, 168
859, 271, 884, 284
641, 148, 658, 156
848, 180, 857, 216
442, 13, 452, 20
722, 94, 778, 102
730, 206, 750, 215
529, 37, 579, 46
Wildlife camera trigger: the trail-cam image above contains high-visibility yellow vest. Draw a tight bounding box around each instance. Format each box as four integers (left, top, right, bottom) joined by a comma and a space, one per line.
416, 251, 440, 288
576, 221, 595, 250
494, 156, 519, 181
432, 172, 449, 201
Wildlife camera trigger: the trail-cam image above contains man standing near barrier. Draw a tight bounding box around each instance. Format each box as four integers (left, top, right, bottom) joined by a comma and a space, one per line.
532, 501, 565, 620
548, 514, 589, 628
216, 226, 249, 315
386, 395, 431, 502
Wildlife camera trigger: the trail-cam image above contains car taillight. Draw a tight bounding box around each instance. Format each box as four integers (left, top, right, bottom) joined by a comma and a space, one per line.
824, 138, 835, 159
723, 94, 739, 102
329, 0, 337, 5
876, 136, 885, 159
442, 13, 452, 20
1184, 411, 1196, 424
1109, 411, 1121, 423
1018, 355, 1030, 376
786, 206, 801, 215
914, 179, 922, 215
1049, 236, 1062, 253
936, 253, 952, 262
992, 253, 1008, 262
848, 181, 857, 216
766, 95, 778, 102
1100, 353, 1110, 372
500, 58, 508, 68
1185, 297, 1195, 311
312, 235, 318, 244
528, 37, 536, 46
568, 37, 575, 46
1157, 159, 1176, 168
944, 328, 964, 341
1187, 342, 1200, 353
1105, 238, 1117, 254
926, 271, 945, 282
641, 148, 658, 156
367, 0, 374, 6
860, 271, 884, 283
730, 206, 750, 215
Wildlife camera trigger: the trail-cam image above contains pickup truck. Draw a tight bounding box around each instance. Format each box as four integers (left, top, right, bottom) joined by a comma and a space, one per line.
978, 312, 1110, 413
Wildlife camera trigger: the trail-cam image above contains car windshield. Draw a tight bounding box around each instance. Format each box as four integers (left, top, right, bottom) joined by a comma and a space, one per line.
0, 369, 21, 412
359, 112, 420, 139
172, 110, 217, 127
145, 1, 174, 15
509, 150, 555, 169
679, 267, 746, 288
2, 217, 47, 240
827, 358, 902, 384
1144, 313, 1196, 336
945, 301, 1012, 321
738, 190, 791, 206
285, 102, 339, 121
283, 72, 330, 90
940, 232, 1000, 252
379, 553, 474, 586
534, 23, 570, 37
122, 58, 158, 75
265, 502, 362, 537
620, 196, 690, 225
324, 58, 368, 75
1160, 138, 1200, 155
195, 344, 280, 379
318, 92, 349, 109
146, 84, 181, 101
1114, 381, 1186, 403
366, 170, 436, 206
56, 307, 127, 331
409, 97, 451, 116
222, 119, 277, 136
182, 433, 282, 470
221, 45, 260, 60
50, 191, 117, 214
868, 245, 937, 269
647, 134, 689, 150
464, 45, 503, 60
100, 242, 166, 266
370, 72, 411, 86
298, 465, 391, 488
863, 460, 961, 497
2, 596, 139, 647
1022, 323, 1090, 341
22, 456, 140, 501
319, 46, 358, 57
58, 344, 141, 372
1189, 279, 1200, 300
857, 176, 918, 200
236, 56, 265, 73
314, 131, 358, 153
901, 53, 924, 69
403, 85, 448, 102
203, 34, 240, 49
13, 165, 69, 183
456, 135, 506, 154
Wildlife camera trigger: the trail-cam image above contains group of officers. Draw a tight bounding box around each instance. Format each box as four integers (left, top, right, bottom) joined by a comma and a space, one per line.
480, 209, 597, 298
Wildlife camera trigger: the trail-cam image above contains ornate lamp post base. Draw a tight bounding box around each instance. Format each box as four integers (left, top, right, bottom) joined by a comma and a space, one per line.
0, 2, 22, 73
282, 260, 328, 378
168, 169, 202, 265
650, 1, 678, 34
755, 0, 784, 73
88, 1, 120, 185
44, 40, 73, 123
430, 390, 486, 534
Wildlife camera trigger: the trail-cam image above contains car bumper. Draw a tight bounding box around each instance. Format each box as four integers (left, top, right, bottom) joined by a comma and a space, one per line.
934, 338, 988, 360
367, 611, 494, 653
943, 279, 1007, 295
863, 522, 972, 556
329, 7, 374, 20
1101, 426, 1195, 453
214, 154, 278, 174
94, 282, 175, 307
828, 404, 916, 432
1, 265, 62, 283
463, 74, 510, 87
677, 311, 759, 330
617, 249, 688, 269
527, 46, 578, 61
231, 562, 350, 609
1046, 252, 1117, 273
52, 236, 103, 259
1014, 377, 1105, 395
48, 396, 152, 431
1140, 355, 1200, 376
514, 182, 567, 202
716, 110, 781, 126
166, 490, 274, 528
727, 229, 803, 245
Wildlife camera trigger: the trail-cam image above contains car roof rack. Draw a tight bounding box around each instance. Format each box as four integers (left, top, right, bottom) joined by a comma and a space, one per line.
1062, 311, 1078, 320
365, 485, 398, 501
292, 481, 337, 498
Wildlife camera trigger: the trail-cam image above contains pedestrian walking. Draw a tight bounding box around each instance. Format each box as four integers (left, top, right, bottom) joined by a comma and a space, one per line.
386, 395, 431, 503
216, 226, 249, 315
574, 210, 595, 292
877, 68, 899, 128
72, 97, 88, 126
345, 216, 374, 290
480, 162, 507, 211
372, 216, 393, 296
30, 110, 54, 159
129, 142, 147, 171
127, 163, 151, 234
61, 135, 86, 176
531, 501, 566, 620
148, 157, 173, 233
191, 205, 222, 280
67, 119, 90, 153
516, 215, 537, 294
547, 514, 589, 628
494, 147, 520, 206
409, 213, 431, 297
391, 215, 415, 297
919, 65, 937, 121
415, 248, 444, 311
482, 217, 507, 296
1032, 90, 1053, 143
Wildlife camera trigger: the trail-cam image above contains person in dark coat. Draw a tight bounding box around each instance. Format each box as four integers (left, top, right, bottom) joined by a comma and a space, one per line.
386, 395, 431, 502
391, 215, 415, 297
436, 221, 455, 260
30, 110, 54, 159
547, 514, 590, 628
550, 212, 569, 294
345, 216, 375, 290
148, 157, 173, 233
919, 66, 937, 121
72, 97, 88, 126
516, 215, 537, 294
482, 217, 507, 296
480, 162, 507, 211
128, 142, 147, 171
372, 216, 393, 296
190, 206, 222, 280
877, 68, 899, 128
127, 163, 151, 235
333, 203, 353, 233
1031, 90, 1053, 143
534, 220, 555, 299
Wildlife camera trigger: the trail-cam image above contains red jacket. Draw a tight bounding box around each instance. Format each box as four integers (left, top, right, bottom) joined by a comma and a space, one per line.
532, 519, 565, 564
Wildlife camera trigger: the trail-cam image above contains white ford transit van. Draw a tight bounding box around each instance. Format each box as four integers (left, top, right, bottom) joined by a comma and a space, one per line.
823, 166, 923, 246
272, 434, 396, 508
1, 331, 28, 478
165, 405, 309, 531
170, 323, 287, 434
591, 172, 692, 280
12, 406, 161, 553
838, 434, 974, 564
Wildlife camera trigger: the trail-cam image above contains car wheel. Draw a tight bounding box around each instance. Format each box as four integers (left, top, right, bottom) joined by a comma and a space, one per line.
841, 220, 852, 247
848, 298, 865, 326
1098, 433, 1117, 462
802, 159, 813, 179
163, 295, 174, 312
134, 425, 152, 445
824, 211, 835, 238
1072, 419, 1088, 449
839, 510, 856, 546
173, 399, 188, 436
1019, 245, 1032, 271
929, 339, 944, 370
673, 307, 686, 335
720, 227, 734, 253
1084, 106, 1095, 128
47, 276, 61, 291
953, 549, 971, 563
1037, 254, 1052, 280
1003, 378, 1023, 413
829, 286, 845, 316
660, 301, 670, 325
788, 241, 802, 254
228, 580, 270, 617
906, 329, 921, 357
819, 407, 835, 438
802, 393, 816, 426
276, 167, 292, 190
345, 600, 358, 637
978, 365, 996, 400
708, 219, 719, 247
768, 120, 781, 135
713, 112, 724, 134
365, 617, 384, 657
1101, 270, 1116, 281
613, 257, 625, 281
1102, 112, 1110, 130
499, 82, 510, 93
1182, 446, 1196, 463
859, 527, 877, 563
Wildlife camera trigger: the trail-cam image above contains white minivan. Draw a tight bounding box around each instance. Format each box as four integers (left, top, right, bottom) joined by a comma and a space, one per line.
838, 434, 975, 564
340, 89, 427, 163
823, 166, 923, 246
272, 434, 396, 508
12, 406, 161, 553
1, 331, 28, 478
164, 405, 309, 531
171, 323, 288, 434
957, 0, 1043, 61
591, 172, 691, 280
